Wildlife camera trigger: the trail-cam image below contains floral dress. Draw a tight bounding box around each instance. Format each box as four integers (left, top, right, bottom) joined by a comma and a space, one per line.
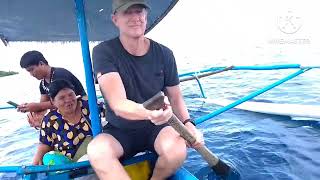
39, 96, 93, 159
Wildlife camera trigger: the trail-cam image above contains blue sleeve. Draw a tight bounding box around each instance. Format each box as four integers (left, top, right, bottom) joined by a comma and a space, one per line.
81, 96, 105, 120
98, 101, 106, 118
39, 115, 53, 147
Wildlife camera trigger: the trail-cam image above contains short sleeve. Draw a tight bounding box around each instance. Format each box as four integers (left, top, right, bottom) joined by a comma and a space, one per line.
98, 101, 106, 118
81, 96, 89, 114
92, 41, 118, 78
39, 115, 54, 147
164, 49, 179, 87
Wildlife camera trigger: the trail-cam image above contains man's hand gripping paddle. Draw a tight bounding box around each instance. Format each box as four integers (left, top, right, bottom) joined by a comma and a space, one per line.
143, 92, 233, 177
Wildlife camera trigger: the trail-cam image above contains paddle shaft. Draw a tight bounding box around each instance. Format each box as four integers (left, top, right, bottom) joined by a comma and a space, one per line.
143, 92, 230, 176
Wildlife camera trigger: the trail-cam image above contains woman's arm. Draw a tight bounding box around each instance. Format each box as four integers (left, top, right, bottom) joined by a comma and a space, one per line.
33, 143, 52, 165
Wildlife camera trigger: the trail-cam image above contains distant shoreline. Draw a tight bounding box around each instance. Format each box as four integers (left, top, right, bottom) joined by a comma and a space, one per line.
0, 71, 18, 77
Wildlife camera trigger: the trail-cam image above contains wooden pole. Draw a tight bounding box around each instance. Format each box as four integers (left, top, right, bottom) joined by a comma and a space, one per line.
143, 92, 231, 176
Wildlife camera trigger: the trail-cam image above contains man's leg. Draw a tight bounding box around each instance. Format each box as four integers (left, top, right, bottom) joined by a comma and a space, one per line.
87, 133, 130, 180
151, 126, 187, 180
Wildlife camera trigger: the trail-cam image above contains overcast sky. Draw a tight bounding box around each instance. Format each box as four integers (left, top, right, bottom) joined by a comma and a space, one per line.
147, 0, 320, 65
1, 0, 320, 70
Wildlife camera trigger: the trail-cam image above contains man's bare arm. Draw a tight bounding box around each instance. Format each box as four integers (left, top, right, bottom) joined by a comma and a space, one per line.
165, 85, 190, 121
98, 72, 151, 120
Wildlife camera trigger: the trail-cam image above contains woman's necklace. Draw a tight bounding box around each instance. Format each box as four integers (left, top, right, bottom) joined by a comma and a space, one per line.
41, 67, 55, 93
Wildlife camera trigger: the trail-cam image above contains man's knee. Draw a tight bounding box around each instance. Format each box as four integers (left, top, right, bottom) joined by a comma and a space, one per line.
155, 127, 187, 156
87, 133, 123, 160
88, 134, 110, 158
161, 138, 187, 163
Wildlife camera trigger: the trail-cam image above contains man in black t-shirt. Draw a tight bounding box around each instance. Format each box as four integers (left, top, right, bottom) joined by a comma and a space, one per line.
18, 50, 86, 128
87, 0, 204, 179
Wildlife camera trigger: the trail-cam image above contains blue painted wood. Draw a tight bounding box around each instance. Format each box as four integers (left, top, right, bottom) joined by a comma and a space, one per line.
0, 106, 15, 110
17, 153, 198, 180
169, 167, 199, 180
74, 0, 101, 136
195, 68, 311, 124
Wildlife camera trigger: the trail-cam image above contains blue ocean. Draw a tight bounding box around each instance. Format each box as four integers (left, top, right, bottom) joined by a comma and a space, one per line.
0, 1, 320, 179
0, 52, 319, 179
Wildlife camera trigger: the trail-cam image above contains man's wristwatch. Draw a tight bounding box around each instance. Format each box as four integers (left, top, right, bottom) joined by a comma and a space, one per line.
183, 118, 196, 126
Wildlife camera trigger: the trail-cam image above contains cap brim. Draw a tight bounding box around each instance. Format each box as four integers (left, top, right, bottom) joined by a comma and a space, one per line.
115, 2, 150, 13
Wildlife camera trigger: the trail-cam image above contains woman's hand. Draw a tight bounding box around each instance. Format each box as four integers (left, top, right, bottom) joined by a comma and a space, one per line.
32, 143, 51, 165
17, 103, 29, 113
32, 155, 43, 165
27, 111, 47, 128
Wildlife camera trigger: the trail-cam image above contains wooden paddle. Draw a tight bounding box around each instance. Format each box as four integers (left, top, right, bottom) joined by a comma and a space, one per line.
143, 92, 231, 176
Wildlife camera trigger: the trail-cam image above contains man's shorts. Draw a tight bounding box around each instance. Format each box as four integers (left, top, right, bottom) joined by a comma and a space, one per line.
102, 122, 169, 160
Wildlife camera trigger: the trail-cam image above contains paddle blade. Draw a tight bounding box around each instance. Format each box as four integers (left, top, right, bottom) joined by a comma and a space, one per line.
213, 159, 230, 176
225, 167, 241, 180
196, 164, 241, 180
196, 145, 233, 177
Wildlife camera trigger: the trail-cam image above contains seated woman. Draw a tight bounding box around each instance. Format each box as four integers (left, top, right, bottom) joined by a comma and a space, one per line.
32, 79, 96, 165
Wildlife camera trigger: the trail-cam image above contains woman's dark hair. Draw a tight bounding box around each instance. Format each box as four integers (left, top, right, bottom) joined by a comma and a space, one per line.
20, 50, 48, 68
49, 79, 75, 99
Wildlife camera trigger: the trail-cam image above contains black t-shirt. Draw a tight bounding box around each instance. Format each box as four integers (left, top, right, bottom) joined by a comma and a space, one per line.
39, 67, 86, 96
93, 37, 179, 129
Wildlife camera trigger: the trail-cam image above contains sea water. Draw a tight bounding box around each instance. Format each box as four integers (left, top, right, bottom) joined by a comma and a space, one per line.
0, 46, 319, 179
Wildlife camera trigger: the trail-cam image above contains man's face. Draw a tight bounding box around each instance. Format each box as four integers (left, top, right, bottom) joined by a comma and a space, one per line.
112, 5, 147, 38
25, 63, 45, 80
